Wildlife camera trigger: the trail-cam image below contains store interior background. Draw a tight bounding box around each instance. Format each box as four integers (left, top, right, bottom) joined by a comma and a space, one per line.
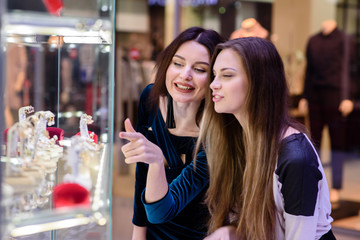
112, 0, 360, 240
7, 0, 360, 239
5, 0, 357, 239
112, 0, 360, 239
4, 0, 360, 240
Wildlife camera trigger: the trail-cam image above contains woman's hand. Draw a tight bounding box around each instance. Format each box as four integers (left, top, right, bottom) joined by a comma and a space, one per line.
298, 98, 308, 116
119, 118, 164, 165
119, 118, 168, 203
339, 99, 354, 117
204, 226, 239, 240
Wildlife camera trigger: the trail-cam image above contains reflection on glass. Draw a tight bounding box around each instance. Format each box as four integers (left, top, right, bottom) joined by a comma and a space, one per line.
7, 0, 111, 18
4, 42, 28, 128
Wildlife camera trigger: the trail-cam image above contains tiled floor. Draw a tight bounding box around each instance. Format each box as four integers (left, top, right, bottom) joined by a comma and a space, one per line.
111, 133, 360, 240
325, 158, 360, 240
111, 142, 135, 240
112, 195, 134, 240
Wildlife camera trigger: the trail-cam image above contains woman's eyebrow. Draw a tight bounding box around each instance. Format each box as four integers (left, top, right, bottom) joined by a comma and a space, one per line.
173, 54, 209, 65
173, 54, 184, 60
196, 61, 210, 66
219, 67, 237, 71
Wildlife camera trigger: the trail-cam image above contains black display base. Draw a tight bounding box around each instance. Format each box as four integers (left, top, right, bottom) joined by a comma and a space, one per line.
331, 200, 360, 221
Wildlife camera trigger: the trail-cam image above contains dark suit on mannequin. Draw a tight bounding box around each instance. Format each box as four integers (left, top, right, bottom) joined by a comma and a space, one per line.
300, 20, 355, 203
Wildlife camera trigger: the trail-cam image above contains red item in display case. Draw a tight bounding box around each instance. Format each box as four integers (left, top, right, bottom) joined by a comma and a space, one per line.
75, 131, 98, 144
47, 127, 64, 142
3, 128, 9, 144
42, 0, 63, 16
53, 183, 90, 208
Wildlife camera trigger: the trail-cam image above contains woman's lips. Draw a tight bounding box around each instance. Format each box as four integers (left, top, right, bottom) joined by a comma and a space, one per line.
212, 94, 223, 102
175, 83, 195, 92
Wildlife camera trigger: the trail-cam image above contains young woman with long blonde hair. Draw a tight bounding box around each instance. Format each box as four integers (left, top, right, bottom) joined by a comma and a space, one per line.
198, 38, 335, 240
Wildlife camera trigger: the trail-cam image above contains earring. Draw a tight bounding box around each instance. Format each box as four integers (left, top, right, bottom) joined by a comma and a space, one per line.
166, 92, 176, 129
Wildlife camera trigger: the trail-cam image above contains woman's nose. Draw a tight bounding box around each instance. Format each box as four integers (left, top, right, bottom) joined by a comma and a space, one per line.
180, 68, 193, 81
210, 78, 220, 90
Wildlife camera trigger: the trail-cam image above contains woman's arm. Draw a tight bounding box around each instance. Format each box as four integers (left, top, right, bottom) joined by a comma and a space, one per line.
145, 158, 168, 202
142, 149, 208, 223
132, 225, 147, 240
119, 119, 209, 223
276, 134, 331, 239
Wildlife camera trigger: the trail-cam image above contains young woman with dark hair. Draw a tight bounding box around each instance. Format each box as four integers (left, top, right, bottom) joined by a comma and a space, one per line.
119, 27, 225, 240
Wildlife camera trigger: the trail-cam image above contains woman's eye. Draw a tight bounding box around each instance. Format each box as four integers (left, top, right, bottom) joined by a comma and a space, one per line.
173, 61, 183, 67
223, 73, 233, 78
194, 67, 206, 73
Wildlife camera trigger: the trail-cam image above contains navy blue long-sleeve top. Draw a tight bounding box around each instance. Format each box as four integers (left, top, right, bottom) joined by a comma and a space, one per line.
303, 28, 356, 101
132, 84, 210, 240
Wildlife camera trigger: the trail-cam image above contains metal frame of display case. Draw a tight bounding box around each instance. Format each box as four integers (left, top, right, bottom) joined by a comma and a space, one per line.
0, 1, 4, 238
0, 0, 115, 239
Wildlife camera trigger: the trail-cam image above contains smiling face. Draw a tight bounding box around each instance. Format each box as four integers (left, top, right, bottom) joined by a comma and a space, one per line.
165, 40, 210, 105
210, 48, 249, 121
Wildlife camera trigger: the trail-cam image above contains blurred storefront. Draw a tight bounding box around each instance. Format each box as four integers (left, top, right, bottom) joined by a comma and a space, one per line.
1, 0, 359, 239
112, 0, 360, 238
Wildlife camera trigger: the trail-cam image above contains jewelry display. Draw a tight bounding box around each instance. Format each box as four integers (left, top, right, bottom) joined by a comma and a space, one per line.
2, 87, 110, 239
2, 108, 65, 216
33, 111, 63, 165
1, 0, 114, 236
78, 113, 102, 184
54, 114, 102, 209
32, 111, 63, 205
4, 121, 38, 216
18, 105, 34, 123
80, 113, 94, 139
62, 114, 99, 191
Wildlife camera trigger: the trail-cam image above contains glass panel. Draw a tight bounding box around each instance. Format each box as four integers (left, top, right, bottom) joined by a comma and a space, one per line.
58, 41, 111, 138
0, 0, 114, 238
0, 33, 113, 239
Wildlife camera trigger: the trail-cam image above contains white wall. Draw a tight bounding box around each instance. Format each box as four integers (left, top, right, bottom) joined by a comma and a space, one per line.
116, 0, 149, 32
310, 0, 337, 35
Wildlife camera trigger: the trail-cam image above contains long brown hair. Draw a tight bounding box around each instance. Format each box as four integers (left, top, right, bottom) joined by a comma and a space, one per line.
197, 38, 307, 239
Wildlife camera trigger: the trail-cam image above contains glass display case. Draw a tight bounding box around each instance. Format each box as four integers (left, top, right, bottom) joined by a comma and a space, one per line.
0, 0, 115, 239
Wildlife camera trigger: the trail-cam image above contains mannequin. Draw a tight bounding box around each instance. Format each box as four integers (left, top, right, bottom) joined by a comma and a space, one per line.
322, 19, 337, 36
299, 19, 355, 204
4, 42, 28, 128
230, 18, 269, 40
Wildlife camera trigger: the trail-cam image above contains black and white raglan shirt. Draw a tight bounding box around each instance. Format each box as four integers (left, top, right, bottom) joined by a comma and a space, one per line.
273, 133, 333, 240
